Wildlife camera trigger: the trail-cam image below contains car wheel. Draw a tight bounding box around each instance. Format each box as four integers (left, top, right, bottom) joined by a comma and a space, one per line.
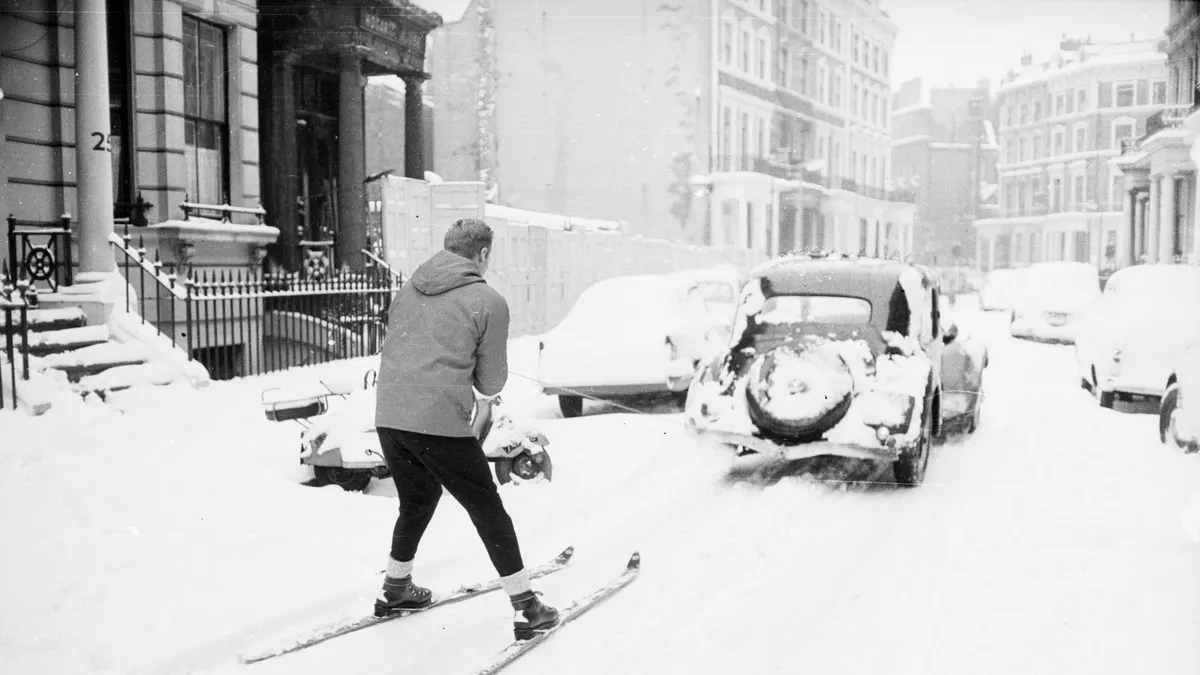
893, 396, 934, 487
558, 395, 584, 419
744, 344, 854, 440
314, 466, 373, 492
1160, 383, 1199, 453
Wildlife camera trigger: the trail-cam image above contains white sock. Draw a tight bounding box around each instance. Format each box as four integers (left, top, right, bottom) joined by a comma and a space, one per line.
386, 557, 413, 579
499, 568, 531, 597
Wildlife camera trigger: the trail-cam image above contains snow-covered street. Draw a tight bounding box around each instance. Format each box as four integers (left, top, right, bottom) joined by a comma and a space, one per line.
2, 299, 1198, 675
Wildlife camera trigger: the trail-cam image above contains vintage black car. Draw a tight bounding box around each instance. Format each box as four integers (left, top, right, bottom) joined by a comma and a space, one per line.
684, 254, 975, 486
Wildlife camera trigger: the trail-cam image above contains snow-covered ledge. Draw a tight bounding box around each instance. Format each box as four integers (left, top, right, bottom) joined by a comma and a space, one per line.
132, 218, 280, 278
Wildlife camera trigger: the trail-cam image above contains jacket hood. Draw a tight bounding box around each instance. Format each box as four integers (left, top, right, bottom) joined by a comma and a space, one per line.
410, 249, 484, 296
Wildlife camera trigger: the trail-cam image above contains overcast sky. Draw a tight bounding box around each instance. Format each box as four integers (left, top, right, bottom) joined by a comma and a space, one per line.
413, 0, 1171, 91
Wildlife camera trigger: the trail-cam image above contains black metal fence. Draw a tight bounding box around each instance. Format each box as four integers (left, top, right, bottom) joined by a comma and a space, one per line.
111, 226, 403, 381
1, 265, 33, 411
7, 214, 74, 292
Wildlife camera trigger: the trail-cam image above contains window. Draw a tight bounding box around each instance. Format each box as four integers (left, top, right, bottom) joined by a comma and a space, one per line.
757, 116, 765, 157
1153, 80, 1167, 104
757, 37, 766, 78
741, 30, 750, 71
1053, 128, 1064, 155
1115, 83, 1135, 107
832, 70, 841, 107
819, 10, 827, 43
183, 15, 229, 205
818, 66, 827, 102
796, 55, 807, 94
882, 49, 889, 77
108, 0, 135, 213
1074, 125, 1086, 153
1020, 104, 1027, 124
1074, 174, 1085, 208
721, 22, 733, 64
873, 45, 880, 72
861, 87, 867, 118
832, 17, 841, 52
740, 113, 749, 167
870, 157, 877, 187
1113, 120, 1135, 149
853, 32, 859, 62
759, 295, 871, 325
1077, 88, 1086, 110
722, 107, 731, 169
852, 84, 859, 116
871, 92, 878, 124
1056, 94, 1065, 116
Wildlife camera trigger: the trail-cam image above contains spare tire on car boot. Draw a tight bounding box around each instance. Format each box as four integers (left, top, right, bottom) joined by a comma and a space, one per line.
745, 344, 855, 441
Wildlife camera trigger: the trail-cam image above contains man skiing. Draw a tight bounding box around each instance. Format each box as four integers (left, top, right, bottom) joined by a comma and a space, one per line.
373, 218, 559, 640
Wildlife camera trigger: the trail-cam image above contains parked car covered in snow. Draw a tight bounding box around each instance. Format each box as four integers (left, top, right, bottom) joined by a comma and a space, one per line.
684, 255, 961, 486
1009, 261, 1101, 344
1161, 344, 1200, 453
979, 267, 1029, 313
537, 274, 722, 418
673, 265, 743, 342
1074, 264, 1200, 408
939, 320, 990, 433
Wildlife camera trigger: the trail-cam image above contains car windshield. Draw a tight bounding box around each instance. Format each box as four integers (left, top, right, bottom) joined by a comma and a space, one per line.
1024, 264, 1098, 295
1108, 267, 1200, 300
756, 295, 872, 325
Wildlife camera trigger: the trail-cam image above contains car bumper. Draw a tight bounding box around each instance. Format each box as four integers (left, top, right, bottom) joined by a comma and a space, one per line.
542, 381, 686, 397
684, 417, 906, 462
1099, 376, 1163, 398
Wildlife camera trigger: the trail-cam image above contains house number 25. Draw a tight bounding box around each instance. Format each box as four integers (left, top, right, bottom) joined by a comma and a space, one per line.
91, 132, 111, 152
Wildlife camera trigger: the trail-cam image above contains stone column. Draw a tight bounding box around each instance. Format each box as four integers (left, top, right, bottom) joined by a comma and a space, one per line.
975, 234, 983, 273
1133, 192, 1147, 264
1159, 173, 1178, 263
1190, 143, 1200, 263
1118, 188, 1135, 268
1146, 176, 1160, 264
337, 50, 367, 272
75, 0, 116, 276
988, 233, 997, 271
403, 74, 428, 179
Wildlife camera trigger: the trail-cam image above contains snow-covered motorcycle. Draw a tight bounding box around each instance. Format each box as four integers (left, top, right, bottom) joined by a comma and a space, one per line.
262, 370, 553, 492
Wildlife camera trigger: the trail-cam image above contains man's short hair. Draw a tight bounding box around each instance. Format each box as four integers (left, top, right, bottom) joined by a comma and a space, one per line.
444, 218, 493, 260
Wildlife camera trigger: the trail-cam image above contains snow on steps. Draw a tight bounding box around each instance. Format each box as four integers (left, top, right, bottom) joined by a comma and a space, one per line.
21, 307, 88, 332
40, 342, 150, 382
22, 324, 111, 355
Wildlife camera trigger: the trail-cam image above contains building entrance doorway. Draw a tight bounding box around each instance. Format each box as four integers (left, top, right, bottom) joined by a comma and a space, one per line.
294, 66, 340, 276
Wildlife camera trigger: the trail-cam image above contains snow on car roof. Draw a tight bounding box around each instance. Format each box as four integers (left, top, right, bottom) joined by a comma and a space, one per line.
1106, 264, 1200, 297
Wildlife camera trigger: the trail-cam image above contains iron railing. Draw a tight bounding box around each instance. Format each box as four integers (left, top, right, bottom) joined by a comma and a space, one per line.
179, 196, 268, 224
110, 225, 402, 381
1, 265, 33, 411
7, 214, 74, 292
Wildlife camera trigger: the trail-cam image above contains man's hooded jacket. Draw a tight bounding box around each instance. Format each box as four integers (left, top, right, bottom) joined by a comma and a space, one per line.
375, 249, 510, 437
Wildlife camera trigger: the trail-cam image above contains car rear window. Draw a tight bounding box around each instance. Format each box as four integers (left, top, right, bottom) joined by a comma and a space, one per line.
757, 295, 872, 325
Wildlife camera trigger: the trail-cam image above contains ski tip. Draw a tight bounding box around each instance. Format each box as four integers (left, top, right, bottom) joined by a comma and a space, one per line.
557, 546, 575, 562
626, 551, 641, 570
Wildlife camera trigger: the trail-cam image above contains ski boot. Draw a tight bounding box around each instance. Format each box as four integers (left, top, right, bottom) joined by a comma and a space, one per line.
374, 576, 433, 617
510, 590, 560, 640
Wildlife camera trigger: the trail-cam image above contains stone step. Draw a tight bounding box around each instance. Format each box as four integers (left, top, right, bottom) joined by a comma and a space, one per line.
1, 306, 88, 333
21, 325, 111, 356
41, 342, 149, 383
74, 361, 177, 397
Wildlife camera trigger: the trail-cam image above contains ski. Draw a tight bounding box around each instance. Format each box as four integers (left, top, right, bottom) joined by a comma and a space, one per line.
239, 546, 575, 665
474, 551, 642, 675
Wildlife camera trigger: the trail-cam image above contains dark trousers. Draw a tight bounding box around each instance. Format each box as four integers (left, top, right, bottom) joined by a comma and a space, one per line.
377, 427, 525, 578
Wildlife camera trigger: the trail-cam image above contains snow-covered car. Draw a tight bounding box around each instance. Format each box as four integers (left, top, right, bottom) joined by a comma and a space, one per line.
1161, 344, 1200, 453
684, 255, 953, 486
1009, 262, 1101, 344
673, 266, 743, 342
537, 274, 722, 418
1074, 264, 1200, 408
979, 267, 1029, 313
